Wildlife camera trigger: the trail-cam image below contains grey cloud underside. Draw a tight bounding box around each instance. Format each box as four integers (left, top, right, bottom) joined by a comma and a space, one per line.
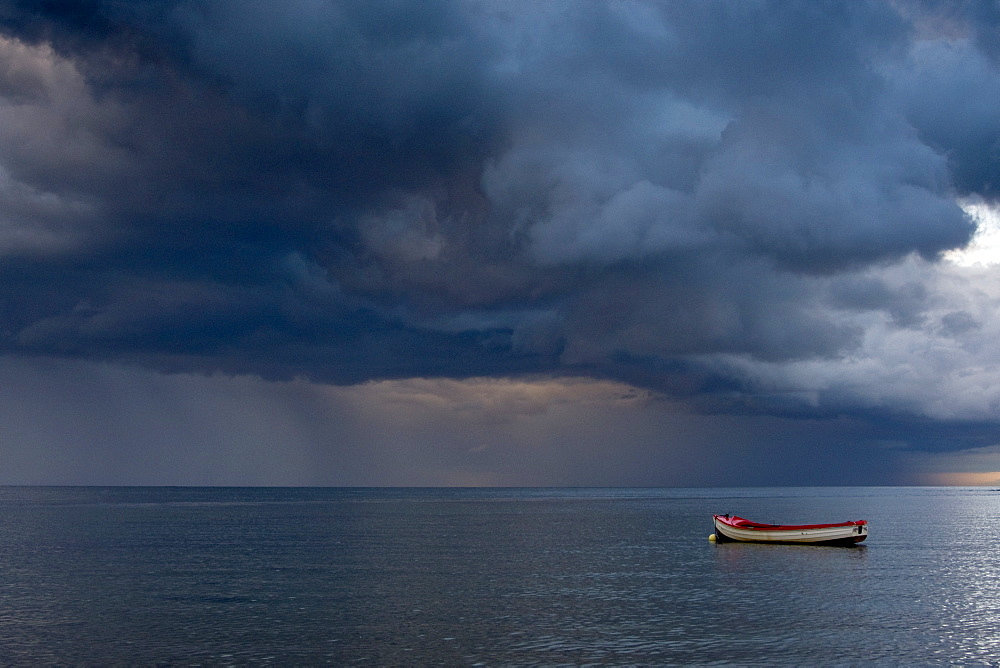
0, 1, 998, 429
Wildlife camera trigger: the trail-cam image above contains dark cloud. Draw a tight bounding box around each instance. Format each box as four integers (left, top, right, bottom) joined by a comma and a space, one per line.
0, 0, 999, 466
895, 41, 1000, 199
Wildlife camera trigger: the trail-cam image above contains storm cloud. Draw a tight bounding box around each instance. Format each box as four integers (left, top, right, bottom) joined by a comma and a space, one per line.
1, 0, 1000, 483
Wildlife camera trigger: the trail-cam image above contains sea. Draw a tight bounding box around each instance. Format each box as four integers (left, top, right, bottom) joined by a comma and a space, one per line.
0, 486, 997, 665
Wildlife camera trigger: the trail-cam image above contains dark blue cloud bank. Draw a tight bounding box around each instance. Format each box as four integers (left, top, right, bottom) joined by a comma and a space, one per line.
1, 0, 1000, 481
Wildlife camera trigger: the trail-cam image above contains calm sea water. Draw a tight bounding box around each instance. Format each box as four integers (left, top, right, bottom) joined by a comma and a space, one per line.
0, 486, 998, 665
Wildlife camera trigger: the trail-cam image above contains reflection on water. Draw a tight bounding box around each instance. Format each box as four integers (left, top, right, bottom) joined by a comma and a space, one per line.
0, 486, 997, 664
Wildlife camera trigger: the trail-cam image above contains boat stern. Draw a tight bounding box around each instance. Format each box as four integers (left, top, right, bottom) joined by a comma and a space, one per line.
853, 520, 868, 543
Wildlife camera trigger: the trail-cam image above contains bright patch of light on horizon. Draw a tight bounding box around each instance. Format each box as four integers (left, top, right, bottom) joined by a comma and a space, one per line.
946, 200, 1000, 267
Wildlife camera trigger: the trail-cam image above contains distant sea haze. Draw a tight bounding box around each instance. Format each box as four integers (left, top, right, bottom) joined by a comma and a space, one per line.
921, 471, 1000, 486
0, 486, 997, 664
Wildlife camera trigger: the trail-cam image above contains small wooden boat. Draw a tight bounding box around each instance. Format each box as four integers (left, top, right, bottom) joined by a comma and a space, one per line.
712, 514, 867, 545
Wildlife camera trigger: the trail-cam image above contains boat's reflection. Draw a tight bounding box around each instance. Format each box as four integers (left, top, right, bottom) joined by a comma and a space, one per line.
711, 538, 868, 574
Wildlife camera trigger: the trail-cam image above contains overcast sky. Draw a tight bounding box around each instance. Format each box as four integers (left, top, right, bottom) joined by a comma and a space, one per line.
1, 0, 1000, 486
